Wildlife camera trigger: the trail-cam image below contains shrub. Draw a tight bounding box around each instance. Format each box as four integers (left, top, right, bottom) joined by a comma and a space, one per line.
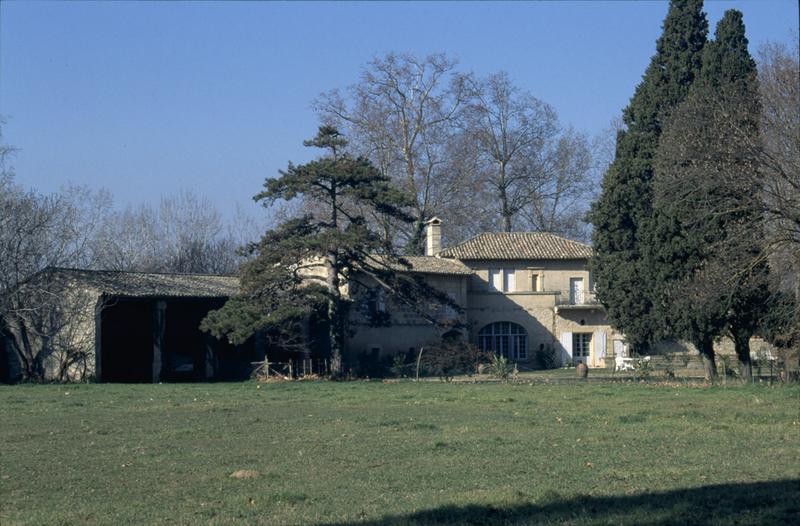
662, 353, 676, 379
535, 344, 559, 370
390, 354, 412, 378
488, 354, 515, 381
718, 355, 739, 380
634, 357, 653, 380
419, 341, 489, 381
679, 353, 692, 368
352, 350, 392, 378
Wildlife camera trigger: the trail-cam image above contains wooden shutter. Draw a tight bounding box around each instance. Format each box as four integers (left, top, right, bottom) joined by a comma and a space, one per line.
594, 331, 606, 366
559, 332, 573, 366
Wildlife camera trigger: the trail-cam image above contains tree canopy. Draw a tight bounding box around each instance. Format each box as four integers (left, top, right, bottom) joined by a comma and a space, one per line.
651, 9, 768, 379
588, 0, 708, 351
201, 126, 457, 374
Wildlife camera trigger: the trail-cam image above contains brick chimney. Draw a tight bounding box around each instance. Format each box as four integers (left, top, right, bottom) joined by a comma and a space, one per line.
425, 217, 442, 256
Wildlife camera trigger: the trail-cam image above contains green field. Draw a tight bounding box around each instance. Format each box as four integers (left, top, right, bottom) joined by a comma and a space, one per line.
1, 381, 798, 525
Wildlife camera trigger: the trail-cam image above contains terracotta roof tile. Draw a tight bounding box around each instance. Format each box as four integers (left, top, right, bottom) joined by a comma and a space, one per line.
368, 256, 473, 275
398, 256, 473, 275
439, 232, 592, 260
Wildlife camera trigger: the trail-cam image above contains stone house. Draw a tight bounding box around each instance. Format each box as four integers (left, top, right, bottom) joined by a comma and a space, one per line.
1, 220, 621, 382
346, 218, 620, 369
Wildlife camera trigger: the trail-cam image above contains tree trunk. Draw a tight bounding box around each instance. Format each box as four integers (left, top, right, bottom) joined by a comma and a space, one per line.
326, 253, 343, 376
732, 331, 753, 383
407, 215, 426, 255
697, 337, 717, 381
498, 167, 512, 232
17, 321, 38, 380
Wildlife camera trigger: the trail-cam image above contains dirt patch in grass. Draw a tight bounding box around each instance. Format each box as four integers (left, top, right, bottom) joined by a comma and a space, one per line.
229, 470, 260, 479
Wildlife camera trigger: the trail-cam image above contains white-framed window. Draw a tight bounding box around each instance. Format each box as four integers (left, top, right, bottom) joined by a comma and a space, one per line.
569, 277, 585, 305
478, 322, 528, 360
488, 269, 516, 292
572, 333, 592, 359
531, 273, 541, 292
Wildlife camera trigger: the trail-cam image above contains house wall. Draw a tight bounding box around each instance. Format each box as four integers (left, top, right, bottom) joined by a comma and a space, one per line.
3, 282, 100, 382
652, 336, 781, 360
555, 309, 622, 367
460, 258, 614, 368
345, 273, 468, 361
468, 259, 594, 295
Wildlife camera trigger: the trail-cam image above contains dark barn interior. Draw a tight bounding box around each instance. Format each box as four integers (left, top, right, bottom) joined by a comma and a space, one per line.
99, 297, 262, 383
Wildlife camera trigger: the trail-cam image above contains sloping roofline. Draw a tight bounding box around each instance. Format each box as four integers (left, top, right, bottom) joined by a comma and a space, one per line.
439, 232, 593, 260
10, 267, 240, 299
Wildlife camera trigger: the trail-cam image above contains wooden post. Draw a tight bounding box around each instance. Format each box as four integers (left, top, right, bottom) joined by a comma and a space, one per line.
152, 300, 166, 383
204, 334, 216, 380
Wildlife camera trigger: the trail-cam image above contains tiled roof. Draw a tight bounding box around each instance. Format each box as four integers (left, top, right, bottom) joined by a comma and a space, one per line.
34, 268, 240, 298
367, 256, 473, 275
399, 256, 474, 275
439, 232, 593, 260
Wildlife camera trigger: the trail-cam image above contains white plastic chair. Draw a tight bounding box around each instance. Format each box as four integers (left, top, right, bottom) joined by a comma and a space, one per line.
615, 355, 635, 372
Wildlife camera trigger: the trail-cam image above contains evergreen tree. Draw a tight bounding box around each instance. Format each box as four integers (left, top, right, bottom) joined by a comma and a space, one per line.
201, 126, 455, 374
588, 0, 708, 351
652, 10, 766, 379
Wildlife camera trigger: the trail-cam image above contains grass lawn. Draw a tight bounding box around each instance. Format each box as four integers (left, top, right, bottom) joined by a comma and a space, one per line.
1, 381, 798, 525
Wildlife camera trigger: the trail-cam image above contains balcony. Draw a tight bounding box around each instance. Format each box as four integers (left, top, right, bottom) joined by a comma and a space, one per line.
554, 289, 604, 311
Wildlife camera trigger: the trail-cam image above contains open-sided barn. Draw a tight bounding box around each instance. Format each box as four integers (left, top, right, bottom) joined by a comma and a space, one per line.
0, 268, 264, 382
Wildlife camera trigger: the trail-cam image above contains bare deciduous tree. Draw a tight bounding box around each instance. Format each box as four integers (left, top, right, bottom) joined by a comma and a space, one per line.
1, 169, 113, 380
757, 42, 800, 279
96, 190, 257, 275
461, 71, 559, 232
316, 52, 473, 253
521, 127, 594, 241
0, 122, 262, 380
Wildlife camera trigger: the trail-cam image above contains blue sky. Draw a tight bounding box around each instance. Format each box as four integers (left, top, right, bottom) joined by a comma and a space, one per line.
2, 1, 797, 220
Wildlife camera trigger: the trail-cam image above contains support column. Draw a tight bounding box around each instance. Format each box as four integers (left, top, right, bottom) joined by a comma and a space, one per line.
94, 298, 104, 382
204, 333, 216, 380
152, 300, 166, 383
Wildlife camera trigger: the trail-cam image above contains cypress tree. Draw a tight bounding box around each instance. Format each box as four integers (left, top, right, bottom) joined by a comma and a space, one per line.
588, 0, 708, 352
651, 10, 766, 380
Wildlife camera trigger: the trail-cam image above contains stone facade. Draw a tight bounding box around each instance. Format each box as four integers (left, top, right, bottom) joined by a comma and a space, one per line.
342, 220, 621, 368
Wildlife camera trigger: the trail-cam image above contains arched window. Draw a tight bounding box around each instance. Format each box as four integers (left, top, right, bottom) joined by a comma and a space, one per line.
478, 322, 527, 360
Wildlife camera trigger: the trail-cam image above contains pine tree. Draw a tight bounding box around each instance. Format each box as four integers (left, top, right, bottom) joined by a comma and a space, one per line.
588, 0, 708, 351
652, 10, 766, 380
202, 126, 456, 374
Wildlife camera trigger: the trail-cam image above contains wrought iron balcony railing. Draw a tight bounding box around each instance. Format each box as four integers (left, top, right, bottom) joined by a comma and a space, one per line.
554, 289, 602, 307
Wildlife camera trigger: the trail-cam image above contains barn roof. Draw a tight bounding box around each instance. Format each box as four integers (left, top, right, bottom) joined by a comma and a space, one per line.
439, 232, 593, 260
34, 268, 240, 298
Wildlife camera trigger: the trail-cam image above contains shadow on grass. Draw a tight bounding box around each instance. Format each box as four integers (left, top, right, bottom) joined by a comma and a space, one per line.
321, 479, 799, 526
